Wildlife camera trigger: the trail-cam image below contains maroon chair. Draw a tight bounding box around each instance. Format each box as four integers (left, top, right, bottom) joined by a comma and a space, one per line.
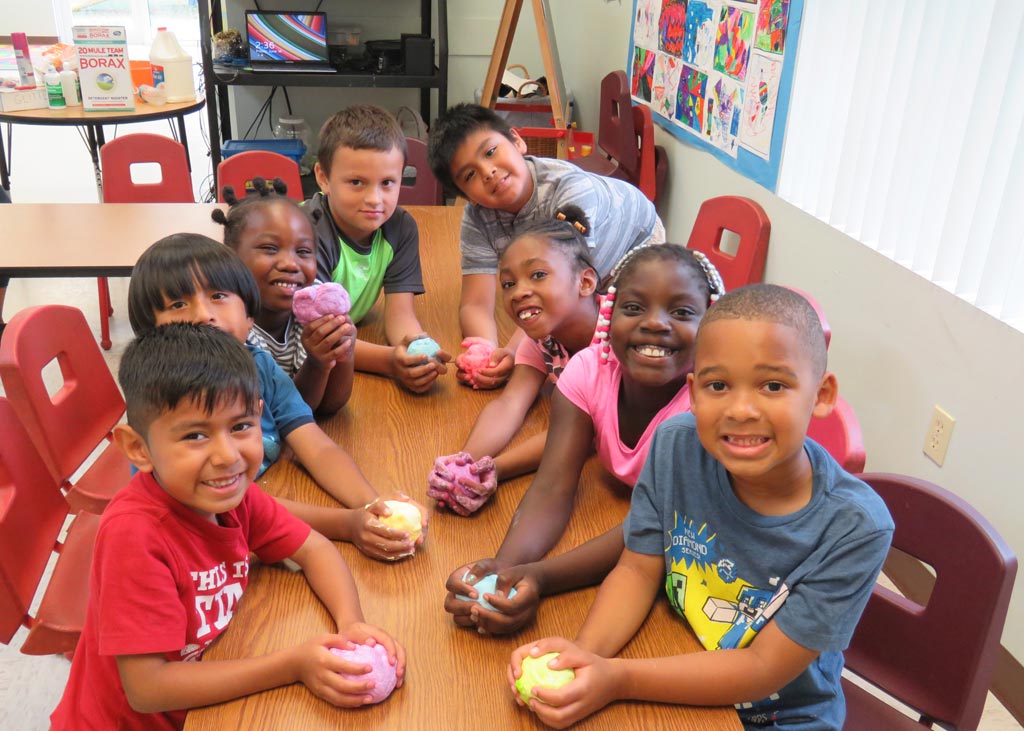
574, 70, 639, 180
399, 137, 444, 206
687, 196, 771, 293
843, 474, 1016, 731
807, 395, 865, 473
0, 397, 100, 655
0, 305, 130, 514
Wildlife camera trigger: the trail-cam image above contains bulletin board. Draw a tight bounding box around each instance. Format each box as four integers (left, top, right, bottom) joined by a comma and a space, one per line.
628, 0, 804, 191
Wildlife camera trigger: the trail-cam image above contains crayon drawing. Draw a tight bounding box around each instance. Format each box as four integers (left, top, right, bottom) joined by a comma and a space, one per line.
634, 0, 661, 50
675, 64, 708, 134
713, 6, 755, 81
739, 52, 781, 158
756, 0, 790, 54
632, 47, 656, 101
658, 0, 687, 57
707, 74, 744, 155
683, 0, 717, 69
653, 52, 682, 119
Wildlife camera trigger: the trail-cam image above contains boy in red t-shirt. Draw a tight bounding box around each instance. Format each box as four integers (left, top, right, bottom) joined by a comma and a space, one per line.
51, 323, 405, 731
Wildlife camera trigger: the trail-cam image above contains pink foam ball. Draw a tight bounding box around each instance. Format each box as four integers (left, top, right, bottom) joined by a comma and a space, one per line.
455, 338, 495, 388
330, 643, 397, 704
292, 282, 351, 325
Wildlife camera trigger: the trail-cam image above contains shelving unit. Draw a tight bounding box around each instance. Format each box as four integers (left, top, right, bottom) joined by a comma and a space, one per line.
196, 0, 448, 172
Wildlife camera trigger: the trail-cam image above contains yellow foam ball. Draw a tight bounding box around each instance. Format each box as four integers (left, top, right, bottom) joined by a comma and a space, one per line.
379, 500, 423, 542
516, 652, 575, 703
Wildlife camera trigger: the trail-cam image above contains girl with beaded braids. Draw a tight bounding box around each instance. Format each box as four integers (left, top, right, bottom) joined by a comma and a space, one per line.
213, 181, 356, 416
443, 243, 724, 635
427, 205, 602, 515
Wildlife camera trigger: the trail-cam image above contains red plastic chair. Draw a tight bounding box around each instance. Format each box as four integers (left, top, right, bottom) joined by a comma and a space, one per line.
574, 70, 638, 180
0, 397, 100, 655
807, 395, 865, 472
844, 474, 1017, 731
217, 150, 304, 202
686, 196, 771, 293
399, 138, 444, 206
0, 305, 130, 514
98, 133, 194, 350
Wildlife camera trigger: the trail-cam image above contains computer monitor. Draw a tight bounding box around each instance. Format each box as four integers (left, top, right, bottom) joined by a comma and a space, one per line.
246, 11, 330, 64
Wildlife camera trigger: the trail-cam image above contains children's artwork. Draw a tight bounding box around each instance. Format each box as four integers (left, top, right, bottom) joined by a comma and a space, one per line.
627, 0, 804, 190
675, 64, 708, 134
634, 0, 661, 49
631, 46, 656, 101
756, 0, 791, 54
658, 0, 687, 57
713, 6, 755, 81
653, 53, 682, 119
683, 0, 717, 68
707, 74, 743, 155
739, 52, 782, 158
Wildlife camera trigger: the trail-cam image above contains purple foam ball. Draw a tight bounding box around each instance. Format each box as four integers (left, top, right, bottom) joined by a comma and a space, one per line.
330, 643, 397, 704
292, 282, 351, 325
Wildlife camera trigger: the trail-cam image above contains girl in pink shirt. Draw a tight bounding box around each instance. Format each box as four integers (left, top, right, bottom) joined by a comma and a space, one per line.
428, 206, 602, 514
444, 243, 725, 633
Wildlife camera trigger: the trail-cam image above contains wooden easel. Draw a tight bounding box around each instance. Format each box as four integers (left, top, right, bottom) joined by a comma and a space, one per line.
481, 0, 570, 159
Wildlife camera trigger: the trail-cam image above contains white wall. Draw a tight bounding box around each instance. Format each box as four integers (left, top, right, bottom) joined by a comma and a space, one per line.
2, 5, 58, 37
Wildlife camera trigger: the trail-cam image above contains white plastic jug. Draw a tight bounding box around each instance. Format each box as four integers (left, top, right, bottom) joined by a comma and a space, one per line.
149, 27, 196, 103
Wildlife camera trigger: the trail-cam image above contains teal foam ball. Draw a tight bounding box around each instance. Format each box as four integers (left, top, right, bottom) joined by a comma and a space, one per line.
456, 572, 517, 611
406, 336, 442, 361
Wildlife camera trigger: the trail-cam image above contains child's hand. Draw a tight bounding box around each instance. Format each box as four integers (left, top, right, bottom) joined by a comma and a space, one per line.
457, 345, 515, 390
392, 333, 452, 394
427, 452, 497, 515
337, 622, 407, 688
443, 558, 511, 629
468, 565, 541, 635
375, 492, 430, 547
508, 638, 619, 727
301, 314, 357, 367
347, 503, 415, 561
290, 633, 381, 708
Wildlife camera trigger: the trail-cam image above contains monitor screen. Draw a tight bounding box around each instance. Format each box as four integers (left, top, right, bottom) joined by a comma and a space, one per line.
246, 12, 329, 62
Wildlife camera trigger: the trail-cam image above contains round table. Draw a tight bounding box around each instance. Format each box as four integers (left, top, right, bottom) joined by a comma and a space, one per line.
0, 96, 206, 193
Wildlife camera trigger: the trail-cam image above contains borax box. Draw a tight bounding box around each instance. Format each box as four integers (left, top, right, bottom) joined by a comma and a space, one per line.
72, 26, 134, 112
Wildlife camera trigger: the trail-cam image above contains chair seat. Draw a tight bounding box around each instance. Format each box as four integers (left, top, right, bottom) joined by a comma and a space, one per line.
573, 153, 619, 177
20, 509, 100, 655
65, 443, 131, 515
842, 678, 932, 730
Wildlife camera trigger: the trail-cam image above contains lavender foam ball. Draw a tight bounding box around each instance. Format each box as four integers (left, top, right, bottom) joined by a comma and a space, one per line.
330, 643, 397, 704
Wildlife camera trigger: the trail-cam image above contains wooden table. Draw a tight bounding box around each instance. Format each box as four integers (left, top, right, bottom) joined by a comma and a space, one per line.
0, 97, 206, 193
184, 206, 741, 731
0, 202, 223, 278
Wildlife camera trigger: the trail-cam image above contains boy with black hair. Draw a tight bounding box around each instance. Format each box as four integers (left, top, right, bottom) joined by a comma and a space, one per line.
51, 323, 405, 730
427, 102, 664, 388
309, 103, 449, 393
509, 284, 893, 730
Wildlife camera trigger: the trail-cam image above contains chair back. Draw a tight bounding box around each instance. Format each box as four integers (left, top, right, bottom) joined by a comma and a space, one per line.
807, 395, 865, 473
100, 133, 194, 203
399, 138, 444, 205
595, 70, 640, 181
630, 103, 667, 203
0, 398, 68, 645
0, 305, 126, 489
217, 150, 304, 202
844, 474, 1017, 731
686, 196, 771, 292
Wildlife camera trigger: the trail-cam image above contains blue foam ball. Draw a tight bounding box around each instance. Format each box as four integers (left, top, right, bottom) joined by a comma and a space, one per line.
406, 336, 442, 360
456, 572, 517, 612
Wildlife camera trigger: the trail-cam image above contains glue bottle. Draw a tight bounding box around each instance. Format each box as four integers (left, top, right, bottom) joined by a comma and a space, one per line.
44, 66, 66, 110
60, 67, 82, 106
149, 27, 196, 103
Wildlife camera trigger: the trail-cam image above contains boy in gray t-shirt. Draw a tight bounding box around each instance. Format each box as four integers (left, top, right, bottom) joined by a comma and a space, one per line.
428, 103, 664, 389
509, 284, 893, 731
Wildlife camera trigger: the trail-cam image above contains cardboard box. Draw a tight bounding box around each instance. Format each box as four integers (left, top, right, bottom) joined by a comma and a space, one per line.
72, 25, 134, 112
0, 86, 48, 112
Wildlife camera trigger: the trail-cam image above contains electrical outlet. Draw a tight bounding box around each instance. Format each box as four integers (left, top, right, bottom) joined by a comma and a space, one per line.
923, 405, 955, 466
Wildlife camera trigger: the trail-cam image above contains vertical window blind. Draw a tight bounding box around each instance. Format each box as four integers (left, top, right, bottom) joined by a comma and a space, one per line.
777, 0, 1024, 331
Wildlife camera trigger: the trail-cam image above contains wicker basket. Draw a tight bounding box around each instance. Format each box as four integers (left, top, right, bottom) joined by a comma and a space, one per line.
517, 128, 594, 160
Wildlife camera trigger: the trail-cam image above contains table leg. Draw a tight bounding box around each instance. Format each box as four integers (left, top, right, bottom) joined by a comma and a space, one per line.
0, 122, 10, 191
86, 124, 103, 198
176, 113, 193, 172
97, 276, 112, 350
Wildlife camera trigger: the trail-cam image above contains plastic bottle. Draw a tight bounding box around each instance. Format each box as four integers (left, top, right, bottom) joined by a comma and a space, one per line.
11, 32, 36, 88
44, 66, 66, 110
149, 27, 196, 103
60, 67, 82, 106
